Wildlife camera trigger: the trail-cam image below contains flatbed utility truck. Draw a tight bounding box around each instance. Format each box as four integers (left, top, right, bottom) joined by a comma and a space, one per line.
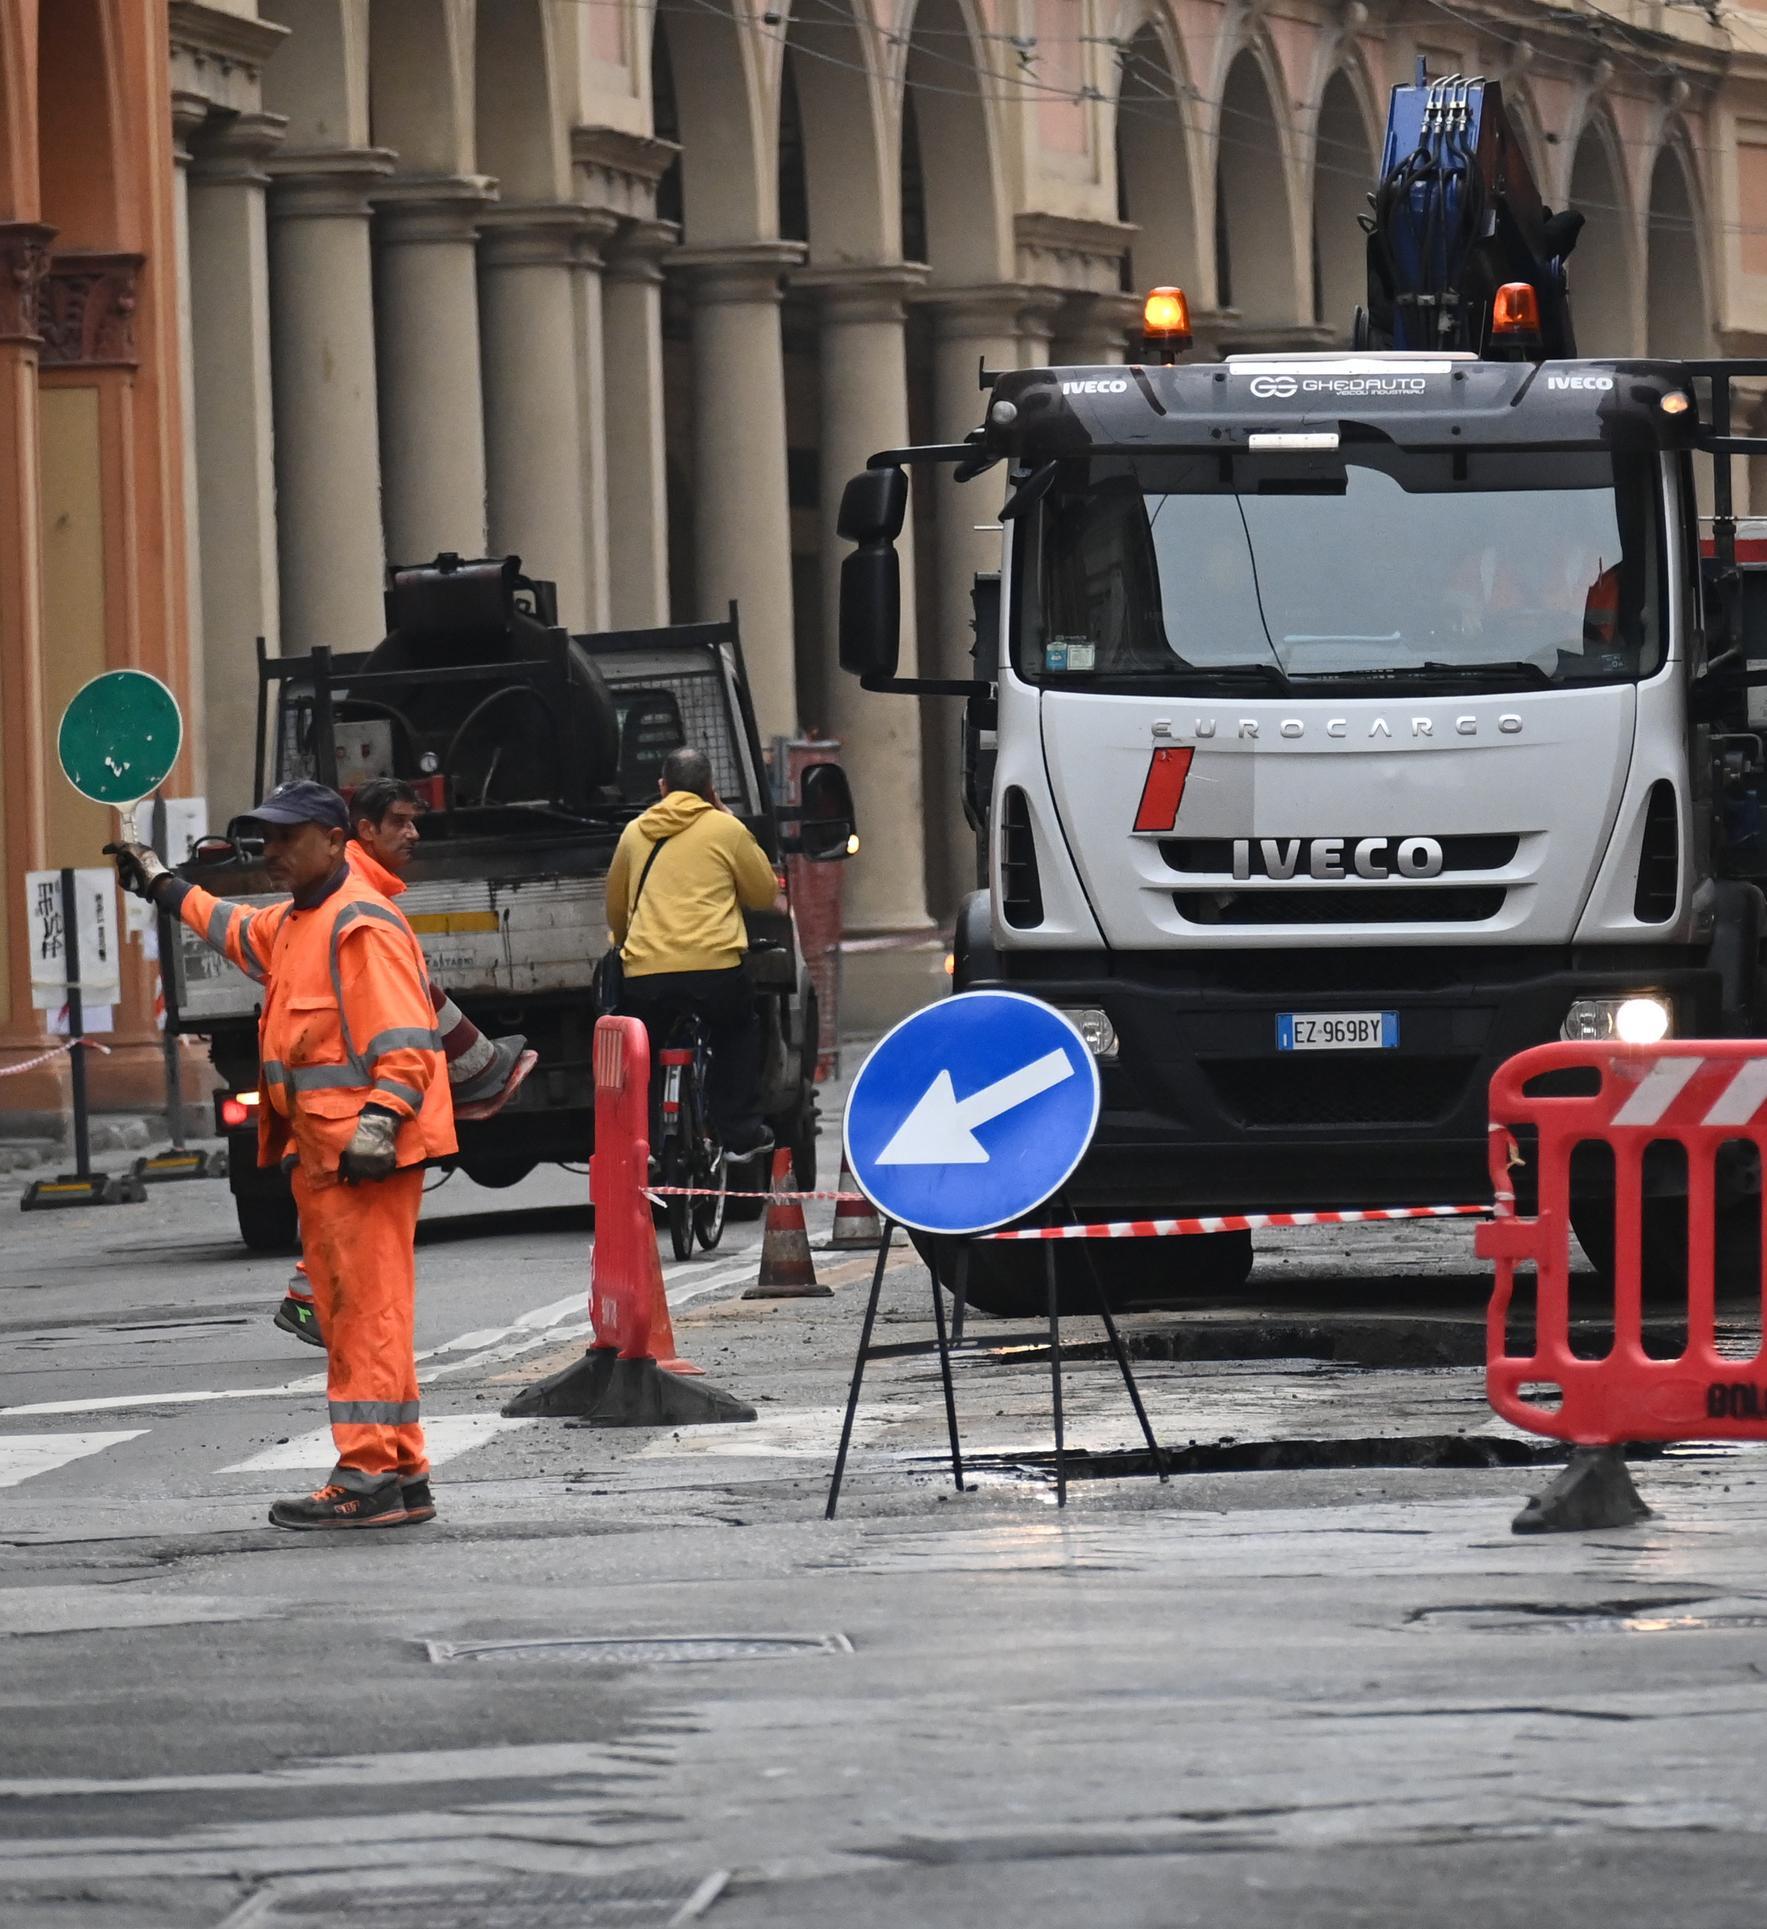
167, 554, 855, 1249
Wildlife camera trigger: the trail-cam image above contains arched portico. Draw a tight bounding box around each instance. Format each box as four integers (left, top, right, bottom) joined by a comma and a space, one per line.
1312, 67, 1375, 340
1215, 46, 1302, 338
1115, 21, 1199, 297
1568, 115, 1639, 357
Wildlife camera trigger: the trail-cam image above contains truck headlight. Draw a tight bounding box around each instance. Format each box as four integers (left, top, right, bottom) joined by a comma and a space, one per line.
1057, 1006, 1118, 1060
1562, 995, 1672, 1044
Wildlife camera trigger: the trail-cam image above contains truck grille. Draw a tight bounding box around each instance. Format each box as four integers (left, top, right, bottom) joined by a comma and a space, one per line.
1173, 887, 1506, 926
1159, 834, 1520, 875
1203, 1055, 1475, 1130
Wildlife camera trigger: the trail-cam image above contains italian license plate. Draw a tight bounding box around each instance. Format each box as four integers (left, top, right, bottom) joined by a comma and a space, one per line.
1277, 1011, 1398, 1052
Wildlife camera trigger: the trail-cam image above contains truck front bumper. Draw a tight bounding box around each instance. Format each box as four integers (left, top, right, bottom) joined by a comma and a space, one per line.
957, 944, 1730, 1216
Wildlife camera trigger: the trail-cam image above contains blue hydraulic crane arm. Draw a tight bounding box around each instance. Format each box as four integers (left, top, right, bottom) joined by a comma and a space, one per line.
1359, 65, 1583, 358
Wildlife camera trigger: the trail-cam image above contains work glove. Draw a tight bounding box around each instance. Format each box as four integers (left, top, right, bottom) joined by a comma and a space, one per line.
338, 1105, 399, 1184
103, 841, 171, 902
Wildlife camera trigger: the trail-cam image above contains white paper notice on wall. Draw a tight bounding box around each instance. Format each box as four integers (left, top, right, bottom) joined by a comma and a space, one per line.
27, 868, 121, 1023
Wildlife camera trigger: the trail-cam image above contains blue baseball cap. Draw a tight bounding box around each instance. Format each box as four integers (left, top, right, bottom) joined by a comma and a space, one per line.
242, 780, 350, 832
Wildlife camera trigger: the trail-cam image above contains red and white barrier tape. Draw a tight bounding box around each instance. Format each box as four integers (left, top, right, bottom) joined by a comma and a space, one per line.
636, 1187, 1489, 1237
981, 1205, 1490, 1242
0, 1038, 113, 1080
644, 1185, 864, 1203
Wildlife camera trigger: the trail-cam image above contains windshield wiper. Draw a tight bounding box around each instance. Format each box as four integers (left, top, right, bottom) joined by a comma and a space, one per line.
1413, 660, 1556, 686
1169, 661, 1295, 691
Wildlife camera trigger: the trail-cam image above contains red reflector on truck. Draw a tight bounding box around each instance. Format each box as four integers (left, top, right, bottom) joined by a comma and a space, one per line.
1133, 747, 1194, 832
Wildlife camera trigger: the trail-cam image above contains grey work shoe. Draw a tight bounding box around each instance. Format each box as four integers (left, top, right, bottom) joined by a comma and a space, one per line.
268, 1480, 408, 1531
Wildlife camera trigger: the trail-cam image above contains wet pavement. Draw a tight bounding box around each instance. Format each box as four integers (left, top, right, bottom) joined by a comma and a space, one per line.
5, 1123, 1767, 1927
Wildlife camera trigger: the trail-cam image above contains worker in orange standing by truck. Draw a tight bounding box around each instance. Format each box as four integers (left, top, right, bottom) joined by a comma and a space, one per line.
270, 776, 535, 1349
109, 781, 455, 1530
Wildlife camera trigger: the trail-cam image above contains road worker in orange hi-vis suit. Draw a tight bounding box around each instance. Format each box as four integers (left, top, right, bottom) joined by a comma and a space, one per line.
108, 781, 456, 1531
268, 775, 534, 1352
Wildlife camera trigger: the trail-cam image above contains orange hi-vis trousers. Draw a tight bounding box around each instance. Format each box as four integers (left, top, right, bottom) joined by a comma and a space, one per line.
292, 1163, 427, 1491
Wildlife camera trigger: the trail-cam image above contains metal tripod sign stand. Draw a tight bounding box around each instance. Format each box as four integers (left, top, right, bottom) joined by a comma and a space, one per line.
826, 992, 1169, 1515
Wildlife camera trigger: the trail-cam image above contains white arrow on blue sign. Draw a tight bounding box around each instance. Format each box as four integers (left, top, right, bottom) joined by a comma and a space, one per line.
843, 991, 1101, 1236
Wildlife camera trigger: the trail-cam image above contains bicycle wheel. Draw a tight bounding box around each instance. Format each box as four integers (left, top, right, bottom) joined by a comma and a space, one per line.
662, 1137, 694, 1262
694, 1143, 728, 1251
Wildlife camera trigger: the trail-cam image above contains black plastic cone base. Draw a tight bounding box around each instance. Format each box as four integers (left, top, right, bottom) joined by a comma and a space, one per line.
564, 1357, 757, 1428
501, 1349, 757, 1426
1512, 1445, 1653, 1535
499, 1347, 617, 1418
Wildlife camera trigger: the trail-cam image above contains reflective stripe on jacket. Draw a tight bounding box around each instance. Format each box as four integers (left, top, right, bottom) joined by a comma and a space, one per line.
178, 870, 457, 1174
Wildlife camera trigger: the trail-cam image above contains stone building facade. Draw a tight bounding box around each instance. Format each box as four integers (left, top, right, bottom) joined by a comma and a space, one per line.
5, 0, 1767, 1103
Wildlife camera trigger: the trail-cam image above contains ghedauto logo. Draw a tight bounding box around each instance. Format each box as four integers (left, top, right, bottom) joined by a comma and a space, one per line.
1244, 373, 1429, 398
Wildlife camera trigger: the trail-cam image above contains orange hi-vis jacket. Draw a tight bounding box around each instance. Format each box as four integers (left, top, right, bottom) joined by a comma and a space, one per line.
176, 866, 457, 1176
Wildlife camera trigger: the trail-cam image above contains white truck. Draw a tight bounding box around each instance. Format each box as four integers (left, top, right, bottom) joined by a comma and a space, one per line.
836, 74, 1767, 1313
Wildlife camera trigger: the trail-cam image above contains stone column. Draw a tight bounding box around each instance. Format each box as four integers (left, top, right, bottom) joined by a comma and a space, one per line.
170, 95, 207, 793
0, 223, 55, 1096
479, 204, 591, 628
799, 263, 930, 933
1053, 291, 1142, 366
189, 111, 284, 826
602, 218, 677, 629
921, 288, 1025, 909
266, 148, 394, 650
570, 212, 620, 631
671, 242, 806, 739
1015, 287, 1067, 368
372, 175, 493, 566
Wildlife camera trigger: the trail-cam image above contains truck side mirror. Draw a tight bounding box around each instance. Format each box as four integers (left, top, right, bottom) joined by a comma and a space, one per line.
838, 467, 908, 681
796, 761, 857, 861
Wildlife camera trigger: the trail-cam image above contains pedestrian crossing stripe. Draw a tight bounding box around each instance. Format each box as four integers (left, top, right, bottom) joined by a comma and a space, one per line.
222, 1414, 535, 1474
0, 1431, 148, 1490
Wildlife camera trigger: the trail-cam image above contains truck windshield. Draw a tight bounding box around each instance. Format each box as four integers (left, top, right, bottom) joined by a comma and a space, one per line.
1018, 448, 1665, 694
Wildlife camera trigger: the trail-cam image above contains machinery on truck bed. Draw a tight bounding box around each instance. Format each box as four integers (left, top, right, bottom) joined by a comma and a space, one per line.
837, 69, 1767, 1314
166, 554, 855, 1251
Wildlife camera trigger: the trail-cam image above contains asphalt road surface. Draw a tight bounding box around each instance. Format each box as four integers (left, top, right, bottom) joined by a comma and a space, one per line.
6, 1106, 1767, 1929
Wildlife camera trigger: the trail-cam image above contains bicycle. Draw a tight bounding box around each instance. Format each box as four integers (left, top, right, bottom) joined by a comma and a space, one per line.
652, 1009, 727, 1261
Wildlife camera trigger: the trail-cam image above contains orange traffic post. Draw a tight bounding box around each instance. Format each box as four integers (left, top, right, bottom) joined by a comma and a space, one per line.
744, 1148, 832, 1299
504, 1017, 753, 1425
829, 1153, 883, 1251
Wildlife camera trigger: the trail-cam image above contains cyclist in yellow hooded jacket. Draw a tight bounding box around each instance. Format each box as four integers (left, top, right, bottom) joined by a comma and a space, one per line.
606, 745, 781, 1157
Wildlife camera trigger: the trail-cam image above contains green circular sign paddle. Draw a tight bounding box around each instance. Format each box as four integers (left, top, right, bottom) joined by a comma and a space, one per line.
58, 670, 183, 807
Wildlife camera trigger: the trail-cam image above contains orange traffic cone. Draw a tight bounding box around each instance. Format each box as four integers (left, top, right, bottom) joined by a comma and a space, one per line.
829, 1153, 882, 1250
744, 1147, 832, 1299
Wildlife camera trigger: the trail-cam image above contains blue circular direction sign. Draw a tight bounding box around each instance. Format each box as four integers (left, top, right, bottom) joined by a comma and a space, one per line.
843, 991, 1101, 1236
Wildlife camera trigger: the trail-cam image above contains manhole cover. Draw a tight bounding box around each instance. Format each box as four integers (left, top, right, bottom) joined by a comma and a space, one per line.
424, 1634, 853, 1665
229, 1870, 728, 1928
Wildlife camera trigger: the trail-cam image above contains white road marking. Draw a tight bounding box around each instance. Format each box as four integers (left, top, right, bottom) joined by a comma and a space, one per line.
0, 1431, 148, 1489
223, 1415, 534, 1474
0, 1250, 759, 1418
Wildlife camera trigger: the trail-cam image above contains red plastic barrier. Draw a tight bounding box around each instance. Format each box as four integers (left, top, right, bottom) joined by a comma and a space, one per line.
1478, 1039, 1767, 1445
588, 1016, 697, 1375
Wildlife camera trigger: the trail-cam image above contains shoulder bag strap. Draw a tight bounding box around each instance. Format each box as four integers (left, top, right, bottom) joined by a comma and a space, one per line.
620, 833, 669, 954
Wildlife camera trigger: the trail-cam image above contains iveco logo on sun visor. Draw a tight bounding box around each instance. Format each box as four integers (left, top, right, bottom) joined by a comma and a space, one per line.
1060, 378, 1129, 395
